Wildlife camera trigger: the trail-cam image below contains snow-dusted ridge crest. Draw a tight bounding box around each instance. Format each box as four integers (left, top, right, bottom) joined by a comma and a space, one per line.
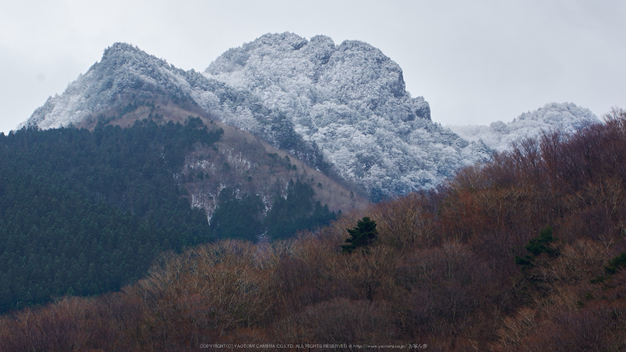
21, 33, 598, 199
449, 102, 600, 152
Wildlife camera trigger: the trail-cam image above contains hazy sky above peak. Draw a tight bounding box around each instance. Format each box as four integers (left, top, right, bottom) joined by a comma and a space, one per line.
1, 0, 625, 133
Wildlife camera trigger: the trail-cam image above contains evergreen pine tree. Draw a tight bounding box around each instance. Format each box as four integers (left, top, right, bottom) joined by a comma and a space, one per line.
341, 217, 378, 253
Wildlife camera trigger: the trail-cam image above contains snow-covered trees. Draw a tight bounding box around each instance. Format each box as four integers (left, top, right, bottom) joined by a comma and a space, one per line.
206, 33, 488, 199
449, 102, 600, 152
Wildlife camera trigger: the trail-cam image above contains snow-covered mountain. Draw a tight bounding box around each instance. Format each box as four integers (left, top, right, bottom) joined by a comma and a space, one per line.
22, 33, 598, 200
449, 102, 600, 152
204, 33, 492, 199
23, 34, 490, 199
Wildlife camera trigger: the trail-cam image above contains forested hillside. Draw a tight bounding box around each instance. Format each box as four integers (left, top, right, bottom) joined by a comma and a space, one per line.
3, 110, 626, 350
0, 118, 221, 312
0, 117, 337, 313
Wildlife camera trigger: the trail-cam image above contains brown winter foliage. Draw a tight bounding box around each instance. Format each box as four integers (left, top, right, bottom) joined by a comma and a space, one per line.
3, 109, 626, 351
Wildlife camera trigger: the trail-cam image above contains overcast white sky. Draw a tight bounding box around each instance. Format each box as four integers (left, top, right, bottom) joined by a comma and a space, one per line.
1, 0, 625, 133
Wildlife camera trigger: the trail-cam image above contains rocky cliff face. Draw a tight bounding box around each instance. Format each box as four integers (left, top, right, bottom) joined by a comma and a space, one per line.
205, 33, 489, 199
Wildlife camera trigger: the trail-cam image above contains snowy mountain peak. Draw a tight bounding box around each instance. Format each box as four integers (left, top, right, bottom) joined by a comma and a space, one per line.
205, 32, 425, 120
103, 42, 145, 56
254, 32, 309, 51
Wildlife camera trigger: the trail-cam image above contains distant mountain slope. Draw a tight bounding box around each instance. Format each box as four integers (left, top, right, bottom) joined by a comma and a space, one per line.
449, 102, 600, 151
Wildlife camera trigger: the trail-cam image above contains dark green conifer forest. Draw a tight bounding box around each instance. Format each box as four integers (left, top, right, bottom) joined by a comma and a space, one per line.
0, 118, 336, 313
0, 118, 222, 312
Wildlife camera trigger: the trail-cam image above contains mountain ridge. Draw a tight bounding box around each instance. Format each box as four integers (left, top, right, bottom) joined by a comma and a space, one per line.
24, 41, 334, 178
21, 33, 598, 200
24, 34, 483, 199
